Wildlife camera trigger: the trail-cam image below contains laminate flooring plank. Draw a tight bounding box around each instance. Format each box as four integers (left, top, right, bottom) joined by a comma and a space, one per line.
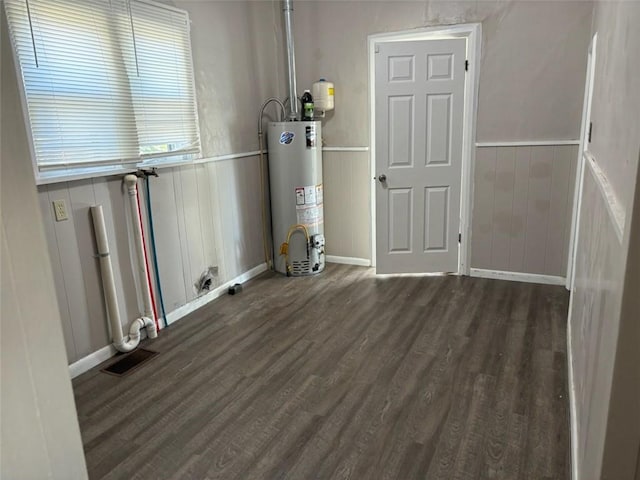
193, 376, 322, 480
348, 287, 468, 479
452, 373, 498, 480
320, 300, 446, 479
82, 323, 265, 443
349, 349, 441, 479
309, 307, 433, 478
110, 345, 315, 479
553, 351, 571, 479
481, 286, 532, 478
73, 264, 571, 480
523, 349, 556, 479
229, 411, 324, 480
424, 369, 476, 480
279, 381, 375, 480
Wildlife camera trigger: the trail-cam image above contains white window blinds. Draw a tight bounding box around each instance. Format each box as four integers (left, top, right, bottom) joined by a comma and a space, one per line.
4, 0, 200, 175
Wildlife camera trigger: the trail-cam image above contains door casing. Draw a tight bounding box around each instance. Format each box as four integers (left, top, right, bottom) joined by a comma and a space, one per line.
368, 23, 481, 274
566, 32, 598, 291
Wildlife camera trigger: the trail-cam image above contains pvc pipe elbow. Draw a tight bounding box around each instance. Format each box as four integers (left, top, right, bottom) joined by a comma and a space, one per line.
112, 316, 156, 352
113, 338, 138, 353
128, 316, 157, 340
143, 316, 158, 339
124, 174, 138, 188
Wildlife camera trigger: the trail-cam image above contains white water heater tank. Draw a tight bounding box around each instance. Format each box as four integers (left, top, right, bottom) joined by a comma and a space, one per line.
268, 121, 325, 276
312, 78, 334, 111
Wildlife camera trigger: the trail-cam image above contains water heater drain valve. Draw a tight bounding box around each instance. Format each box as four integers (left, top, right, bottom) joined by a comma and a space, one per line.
310, 234, 325, 272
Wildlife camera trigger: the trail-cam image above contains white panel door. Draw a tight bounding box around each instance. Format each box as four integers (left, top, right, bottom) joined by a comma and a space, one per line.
375, 38, 466, 274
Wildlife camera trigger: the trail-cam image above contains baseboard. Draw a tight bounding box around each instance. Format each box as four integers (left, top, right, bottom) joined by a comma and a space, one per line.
469, 268, 566, 286
325, 255, 372, 267
164, 262, 268, 327
68, 262, 268, 379
567, 308, 580, 480
475, 140, 580, 147
69, 344, 116, 379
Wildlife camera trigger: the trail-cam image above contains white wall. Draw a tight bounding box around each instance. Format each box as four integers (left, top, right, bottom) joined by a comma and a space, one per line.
588, 1, 640, 213
568, 2, 640, 478
179, 0, 285, 155
38, 158, 265, 364
291, 0, 592, 146
601, 160, 640, 480
1, 10, 88, 477
5, 0, 594, 367
2, 1, 279, 365
284, 0, 592, 266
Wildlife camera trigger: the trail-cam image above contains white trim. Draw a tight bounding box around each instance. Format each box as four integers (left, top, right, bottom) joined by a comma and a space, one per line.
164, 262, 268, 326
37, 151, 266, 185
9, 18, 43, 186
369, 37, 377, 268
153, 150, 264, 170
567, 32, 598, 291
193, 150, 265, 165
475, 140, 580, 148
368, 23, 481, 275
460, 25, 481, 276
470, 268, 566, 286
37, 166, 138, 186
567, 309, 580, 480
584, 150, 625, 243
566, 36, 596, 480
322, 146, 369, 152
376, 272, 450, 279
69, 344, 117, 379
325, 255, 372, 267
68, 262, 268, 378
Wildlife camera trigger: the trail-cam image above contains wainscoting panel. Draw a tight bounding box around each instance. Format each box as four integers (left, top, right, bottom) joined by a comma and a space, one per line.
471, 144, 578, 276
38, 156, 264, 364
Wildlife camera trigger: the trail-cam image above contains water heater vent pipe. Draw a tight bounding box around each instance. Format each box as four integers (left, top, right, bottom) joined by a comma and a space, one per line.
283, 0, 298, 121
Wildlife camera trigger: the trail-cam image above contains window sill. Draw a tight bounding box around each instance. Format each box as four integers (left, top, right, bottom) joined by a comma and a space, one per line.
35, 154, 200, 185
36, 165, 139, 186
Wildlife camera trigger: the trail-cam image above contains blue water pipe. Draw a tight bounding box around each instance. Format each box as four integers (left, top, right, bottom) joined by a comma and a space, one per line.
144, 175, 168, 328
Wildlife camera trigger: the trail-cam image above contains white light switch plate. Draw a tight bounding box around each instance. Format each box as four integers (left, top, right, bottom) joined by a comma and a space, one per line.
52, 200, 68, 221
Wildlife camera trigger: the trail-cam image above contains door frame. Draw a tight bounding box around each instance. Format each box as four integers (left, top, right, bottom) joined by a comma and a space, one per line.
566, 32, 598, 291
368, 23, 481, 274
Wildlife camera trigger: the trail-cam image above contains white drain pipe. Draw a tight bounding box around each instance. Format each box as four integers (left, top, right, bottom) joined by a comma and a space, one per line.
91, 204, 156, 353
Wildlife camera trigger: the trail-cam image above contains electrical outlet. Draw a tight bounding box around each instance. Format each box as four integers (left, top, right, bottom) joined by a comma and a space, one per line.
52, 200, 68, 221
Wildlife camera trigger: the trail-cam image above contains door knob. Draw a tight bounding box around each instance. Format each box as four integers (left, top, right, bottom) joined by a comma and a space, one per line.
378, 174, 387, 183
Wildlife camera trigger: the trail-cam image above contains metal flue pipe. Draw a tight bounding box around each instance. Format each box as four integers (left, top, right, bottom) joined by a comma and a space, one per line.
283, 0, 298, 121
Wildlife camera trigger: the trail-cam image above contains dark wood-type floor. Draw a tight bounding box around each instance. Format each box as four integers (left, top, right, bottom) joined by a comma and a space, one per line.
73, 264, 570, 480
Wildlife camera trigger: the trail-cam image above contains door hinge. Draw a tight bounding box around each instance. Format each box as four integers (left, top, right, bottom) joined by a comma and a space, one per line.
375, 44, 380, 54
458, 233, 462, 243
465, 60, 469, 71
588, 122, 593, 143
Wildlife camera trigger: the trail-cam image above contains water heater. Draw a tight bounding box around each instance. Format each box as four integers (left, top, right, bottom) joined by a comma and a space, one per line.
268, 121, 325, 276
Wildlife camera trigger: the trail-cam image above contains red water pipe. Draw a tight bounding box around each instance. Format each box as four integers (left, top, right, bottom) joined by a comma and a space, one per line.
135, 183, 160, 331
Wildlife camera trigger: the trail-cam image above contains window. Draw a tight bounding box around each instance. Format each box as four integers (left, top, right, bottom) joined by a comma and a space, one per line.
4, 0, 201, 181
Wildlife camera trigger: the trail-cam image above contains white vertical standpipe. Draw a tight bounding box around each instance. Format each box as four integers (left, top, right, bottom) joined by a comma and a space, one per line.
123, 174, 155, 321
283, 0, 298, 121
91, 205, 156, 353
91, 205, 125, 348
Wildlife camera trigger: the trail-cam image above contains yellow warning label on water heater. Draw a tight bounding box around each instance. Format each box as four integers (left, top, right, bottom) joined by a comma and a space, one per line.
328, 87, 334, 96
